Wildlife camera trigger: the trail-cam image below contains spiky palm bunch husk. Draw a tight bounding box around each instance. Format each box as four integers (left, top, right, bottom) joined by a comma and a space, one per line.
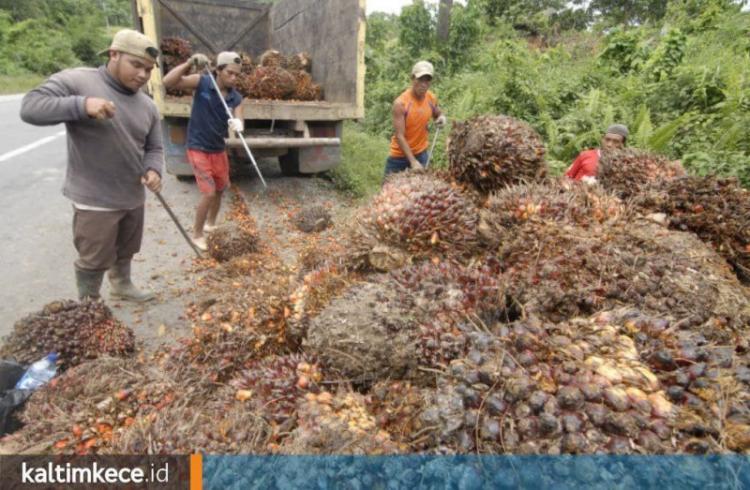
229, 353, 321, 424
206, 224, 259, 262
9, 357, 175, 454
633, 175, 750, 284
448, 115, 547, 194
344, 171, 480, 271
597, 148, 682, 199
0, 300, 134, 369
293, 204, 332, 233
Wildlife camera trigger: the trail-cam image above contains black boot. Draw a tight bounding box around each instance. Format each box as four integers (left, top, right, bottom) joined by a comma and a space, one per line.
75, 268, 104, 300
108, 260, 155, 302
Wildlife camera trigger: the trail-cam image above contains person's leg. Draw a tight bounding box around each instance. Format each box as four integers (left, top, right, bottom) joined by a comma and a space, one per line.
415, 151, 429, 167
72, 207, 122, 300
187, 150, 217, 249
206, 152, 230, 229
383, 155, 409, 183
109, 206, 154, 302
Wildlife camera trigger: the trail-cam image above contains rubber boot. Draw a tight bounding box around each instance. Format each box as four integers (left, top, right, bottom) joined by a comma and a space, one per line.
108, 260, 155, 302
75, 268, 104, 300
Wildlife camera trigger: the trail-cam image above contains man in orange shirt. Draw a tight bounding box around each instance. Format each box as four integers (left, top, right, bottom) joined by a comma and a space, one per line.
565, 124, 629, 181
384, 60, 446, 177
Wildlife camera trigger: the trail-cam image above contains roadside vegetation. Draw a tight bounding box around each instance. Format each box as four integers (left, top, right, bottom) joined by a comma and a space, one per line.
336, 0, 750, 198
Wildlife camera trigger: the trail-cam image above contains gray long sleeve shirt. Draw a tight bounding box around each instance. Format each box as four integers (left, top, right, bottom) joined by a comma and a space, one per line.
20, 66, 164, 209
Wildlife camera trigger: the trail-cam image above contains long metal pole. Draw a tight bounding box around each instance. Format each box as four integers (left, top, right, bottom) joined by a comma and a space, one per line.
154, 191, 203, 258
425, 125, 441, 168
205, 67, 267, 188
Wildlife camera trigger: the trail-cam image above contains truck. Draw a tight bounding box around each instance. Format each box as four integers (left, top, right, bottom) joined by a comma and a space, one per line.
131, 0, 365, 177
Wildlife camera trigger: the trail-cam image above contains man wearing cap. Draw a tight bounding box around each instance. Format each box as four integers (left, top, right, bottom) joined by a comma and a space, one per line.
565, 124, 629, 182
162, 51, 244, 251
20, 29, 163, 302
384, 60, 446, 177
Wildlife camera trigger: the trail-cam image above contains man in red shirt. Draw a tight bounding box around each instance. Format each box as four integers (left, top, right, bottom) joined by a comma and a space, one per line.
565, 124, 629, 181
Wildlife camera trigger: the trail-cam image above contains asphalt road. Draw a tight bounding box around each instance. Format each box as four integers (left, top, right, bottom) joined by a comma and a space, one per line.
0, 94, 203, 349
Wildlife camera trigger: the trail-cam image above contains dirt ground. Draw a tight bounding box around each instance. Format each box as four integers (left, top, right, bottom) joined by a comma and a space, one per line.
3, 158, 355, 356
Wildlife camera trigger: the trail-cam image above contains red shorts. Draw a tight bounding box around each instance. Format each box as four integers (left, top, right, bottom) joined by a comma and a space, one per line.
187, 149, 230, 194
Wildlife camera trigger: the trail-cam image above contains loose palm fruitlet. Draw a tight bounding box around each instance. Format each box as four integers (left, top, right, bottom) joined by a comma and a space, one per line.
0, 300, 134, 369
244, 66, 296, 100
633, 175, 750, 284
422, 314, 678, 454
448, 115, 547, 194
281, 390, 401, 454
206, 224, 259, 262
344, 171, 480, 271
230, 353, 322, 424
479, 179, 628, 249
597, 148, 683, 199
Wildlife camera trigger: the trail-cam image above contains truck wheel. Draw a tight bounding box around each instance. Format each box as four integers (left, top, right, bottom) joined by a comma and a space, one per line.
279, 149, 300, 176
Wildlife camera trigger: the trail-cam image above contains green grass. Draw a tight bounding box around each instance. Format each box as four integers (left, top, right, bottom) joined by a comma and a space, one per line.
0, 73, 44, 94
331, 122, 391, 199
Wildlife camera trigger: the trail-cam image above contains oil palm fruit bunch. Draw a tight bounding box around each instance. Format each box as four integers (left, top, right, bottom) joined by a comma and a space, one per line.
289, 70, 323, 101
160, 37, 191, 74
598, 148, 681, 199
346, 171, 479, 271
304, 280, 419, 382
282, 390, 400, 454
498, 221, 750, 325
0, 300, 134, 369
479, 180, 627, 249
206, 224, 259, 262
234, 52, 255, 97
259, 49, 285, 68
390, 260, 504, 368
245, 66, 296, 100
448, 115, 547, 194
288, 264, 354, 343
633, 175, 750, 284
286, 52, 312, 72
230, 354, 321, 425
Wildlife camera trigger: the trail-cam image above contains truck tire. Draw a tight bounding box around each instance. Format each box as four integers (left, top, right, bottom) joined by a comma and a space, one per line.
279, 149, 300, 176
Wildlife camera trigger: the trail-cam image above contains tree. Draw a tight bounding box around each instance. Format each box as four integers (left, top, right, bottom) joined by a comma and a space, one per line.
437, 0, 453, 43
587, 0, 669, 25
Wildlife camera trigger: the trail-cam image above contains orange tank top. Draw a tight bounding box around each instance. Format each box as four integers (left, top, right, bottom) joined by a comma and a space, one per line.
389, 89, 437, 158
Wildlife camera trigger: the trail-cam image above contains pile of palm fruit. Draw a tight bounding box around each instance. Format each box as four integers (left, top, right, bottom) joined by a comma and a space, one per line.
159, 37, 323, 101
3, 113, 750, 458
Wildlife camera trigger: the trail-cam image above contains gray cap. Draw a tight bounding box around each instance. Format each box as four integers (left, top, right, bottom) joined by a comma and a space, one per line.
606, 124, 629, 140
